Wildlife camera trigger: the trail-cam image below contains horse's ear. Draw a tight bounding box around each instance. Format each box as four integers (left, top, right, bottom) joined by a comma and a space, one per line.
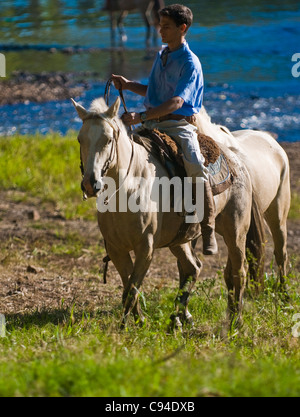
106, 97, 121, 118
71, 98, 89, 120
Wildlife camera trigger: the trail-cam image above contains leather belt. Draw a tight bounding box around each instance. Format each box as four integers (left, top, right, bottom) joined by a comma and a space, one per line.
155, 114, 197, 125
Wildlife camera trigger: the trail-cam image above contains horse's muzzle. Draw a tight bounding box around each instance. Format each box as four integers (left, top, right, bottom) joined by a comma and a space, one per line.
81, 173, 98, 198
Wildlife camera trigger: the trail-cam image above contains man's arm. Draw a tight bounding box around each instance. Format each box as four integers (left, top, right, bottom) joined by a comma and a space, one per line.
144, 97, 184, 120
111, 74, 148, 97
122, 96, 184, 126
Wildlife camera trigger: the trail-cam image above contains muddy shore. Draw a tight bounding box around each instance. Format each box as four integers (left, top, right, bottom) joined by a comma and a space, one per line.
0, 71, 93, 105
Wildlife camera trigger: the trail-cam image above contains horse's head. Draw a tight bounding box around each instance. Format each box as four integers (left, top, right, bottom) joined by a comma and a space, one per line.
72, 97, 121, 198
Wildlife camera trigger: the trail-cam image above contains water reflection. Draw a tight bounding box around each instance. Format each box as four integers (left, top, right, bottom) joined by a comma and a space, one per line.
0, 0, 300, 140
1, 0, 300, 44
2, 0, 300, 23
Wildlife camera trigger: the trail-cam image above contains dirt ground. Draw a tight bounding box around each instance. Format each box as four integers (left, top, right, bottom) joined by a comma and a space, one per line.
0, 142, 299, 315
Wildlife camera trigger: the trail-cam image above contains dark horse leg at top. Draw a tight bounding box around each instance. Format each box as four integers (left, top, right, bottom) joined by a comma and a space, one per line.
103, 0, 165, 47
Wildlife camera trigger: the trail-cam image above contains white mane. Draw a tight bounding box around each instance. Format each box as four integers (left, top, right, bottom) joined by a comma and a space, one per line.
89, 98, 109, 114
196, 106, 236, 146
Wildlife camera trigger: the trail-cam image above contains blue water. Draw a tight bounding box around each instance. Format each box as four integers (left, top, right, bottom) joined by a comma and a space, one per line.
0, 0, 300, 141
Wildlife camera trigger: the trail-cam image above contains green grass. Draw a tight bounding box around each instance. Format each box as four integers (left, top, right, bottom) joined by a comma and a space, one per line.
0, 133, 95, 219
0, 133, 300, 397
289, 192, 300, 220
1, 133, 299, 222
1, 269, 300, 397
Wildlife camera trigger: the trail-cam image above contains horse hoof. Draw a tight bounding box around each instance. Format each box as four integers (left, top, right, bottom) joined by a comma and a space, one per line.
168, 314, 183, 333
120, 314, 128, 330
279, 286, 290, 302
135, 316, 146, 327
184, 311, 194, 327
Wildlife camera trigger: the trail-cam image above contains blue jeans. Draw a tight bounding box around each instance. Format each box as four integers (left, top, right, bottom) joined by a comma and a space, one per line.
136, 119, 209, 182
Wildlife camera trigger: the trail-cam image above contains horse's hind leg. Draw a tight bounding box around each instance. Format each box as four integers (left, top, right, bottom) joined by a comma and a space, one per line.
265, 168, 290, 291
265, 208, 289, 290
169, 243, 202, 330
224, 239, 247, 328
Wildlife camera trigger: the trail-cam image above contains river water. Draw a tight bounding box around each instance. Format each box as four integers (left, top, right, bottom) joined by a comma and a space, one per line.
0, 0, 300, 141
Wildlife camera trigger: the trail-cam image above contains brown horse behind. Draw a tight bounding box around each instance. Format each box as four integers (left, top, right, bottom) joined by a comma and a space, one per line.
103, 0, 165, 47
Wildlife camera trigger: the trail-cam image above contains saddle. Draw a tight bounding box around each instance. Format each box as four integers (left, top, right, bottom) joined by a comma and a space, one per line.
134, 128, 235, 196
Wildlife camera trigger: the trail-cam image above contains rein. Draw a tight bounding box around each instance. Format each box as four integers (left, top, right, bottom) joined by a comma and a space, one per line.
79, 79, 135, 283
102, 77, 135, 205
79, 114, 119, 201
80, 78, 135, 203
104, 77, 131, 115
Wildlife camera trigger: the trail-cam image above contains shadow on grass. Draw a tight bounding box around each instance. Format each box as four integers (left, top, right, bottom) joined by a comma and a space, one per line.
4, 306, 118, 331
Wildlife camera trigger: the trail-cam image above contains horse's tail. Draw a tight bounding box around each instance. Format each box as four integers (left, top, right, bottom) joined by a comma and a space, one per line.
246, 193, 266, 292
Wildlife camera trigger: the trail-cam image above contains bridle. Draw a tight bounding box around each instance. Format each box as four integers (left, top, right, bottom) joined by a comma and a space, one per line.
79, 79, 135, 203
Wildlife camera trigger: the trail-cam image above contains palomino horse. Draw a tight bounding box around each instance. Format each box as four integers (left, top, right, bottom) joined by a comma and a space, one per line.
72, 96, 265, 330
195, 108, 291, 290
103, 0, 165, 47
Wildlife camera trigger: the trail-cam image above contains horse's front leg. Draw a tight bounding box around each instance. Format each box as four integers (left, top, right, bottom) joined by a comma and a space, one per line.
121, 236, 154, 328
105, 246, 145, 325
110, 12, 117, 47
169, 244, 202, 331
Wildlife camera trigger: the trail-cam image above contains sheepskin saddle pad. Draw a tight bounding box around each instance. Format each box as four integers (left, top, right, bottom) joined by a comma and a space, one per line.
134, 128, 235, 196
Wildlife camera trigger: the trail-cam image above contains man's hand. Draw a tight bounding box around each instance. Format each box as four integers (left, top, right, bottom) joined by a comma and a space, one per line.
111, 74, 130, 91
121, 112, 141, 126
111, 74, 148, 97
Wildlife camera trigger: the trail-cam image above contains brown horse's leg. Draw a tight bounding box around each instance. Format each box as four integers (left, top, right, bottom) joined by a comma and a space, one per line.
117, 10, 128, 44
169, 243, 202, 330
121, 236, 154, 328
152, 0, 162, 45
110, 11, 117, 46
141, 8, 152, 48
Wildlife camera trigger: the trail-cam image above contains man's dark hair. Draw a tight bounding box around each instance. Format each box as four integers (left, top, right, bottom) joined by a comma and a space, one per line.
159, 4, 193, 33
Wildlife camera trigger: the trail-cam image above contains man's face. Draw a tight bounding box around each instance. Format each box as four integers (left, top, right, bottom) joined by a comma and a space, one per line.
159, 16, 186, 45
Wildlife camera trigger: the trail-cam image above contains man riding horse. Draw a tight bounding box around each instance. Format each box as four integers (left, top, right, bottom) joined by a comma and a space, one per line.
112, 4, 218, 255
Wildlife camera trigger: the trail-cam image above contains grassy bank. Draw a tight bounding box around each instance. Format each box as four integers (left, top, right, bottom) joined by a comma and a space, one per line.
0, 275, 300, 397
0, 133, 95, 219
0, 134, 299, 221
0, 133, 300, 397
